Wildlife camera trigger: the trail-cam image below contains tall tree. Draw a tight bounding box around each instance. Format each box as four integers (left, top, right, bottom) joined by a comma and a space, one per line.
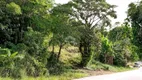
68, 0, 117, 66
127, 1, 142, 58
0, 0, 53, 45
108, 25, 138, 66
0, 0, 54, 77
49, 4, 74, 61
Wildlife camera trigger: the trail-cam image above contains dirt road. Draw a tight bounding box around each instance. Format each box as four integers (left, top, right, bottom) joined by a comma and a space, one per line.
75, 68, 142, 80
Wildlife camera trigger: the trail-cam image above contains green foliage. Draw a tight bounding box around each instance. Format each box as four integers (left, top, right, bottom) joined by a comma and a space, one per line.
90, 61, 133, 72
108, 26, 138, 66
48, 4, 76, 61
0, 45, 49, 78
0, 0, 142, 79
127, 1, 142, 58
99, 36, 114, 64
0, 0, 53, 78
0, 48, 22, 78
67, 0, 117, 67
6, 2, 22, 15
101, 37, 113, 55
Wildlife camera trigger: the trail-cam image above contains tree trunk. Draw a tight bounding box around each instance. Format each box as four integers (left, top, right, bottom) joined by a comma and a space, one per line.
15, 33, 18, 44
57, 44, 63, 61
104, 53, 107, 64
107, 56, 113, 65
52, 44, 55, 53
50, 44, 55, 59
80, 42, 92, 67
79, 29, 94, 67
79, 42, 83, 55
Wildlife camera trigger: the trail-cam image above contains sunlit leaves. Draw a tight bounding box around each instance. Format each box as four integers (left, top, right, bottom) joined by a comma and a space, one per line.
6, 2, 22, 15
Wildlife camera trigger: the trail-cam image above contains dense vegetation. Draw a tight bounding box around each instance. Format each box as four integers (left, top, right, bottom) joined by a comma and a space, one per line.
0, 0, 141, 79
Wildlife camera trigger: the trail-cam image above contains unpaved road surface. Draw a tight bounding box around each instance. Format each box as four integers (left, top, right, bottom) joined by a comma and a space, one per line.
75, 68, 142, 80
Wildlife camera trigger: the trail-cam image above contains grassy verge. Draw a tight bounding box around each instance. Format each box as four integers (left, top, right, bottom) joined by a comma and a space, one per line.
0, 66, 133, 80
0, 46, 134, 80
0, 65, 133, 80
89, 61, 133, 72
0, 69, 88, 80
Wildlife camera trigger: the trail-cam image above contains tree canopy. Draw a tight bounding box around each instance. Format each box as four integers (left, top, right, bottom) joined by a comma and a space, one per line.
127, 1, 142, 58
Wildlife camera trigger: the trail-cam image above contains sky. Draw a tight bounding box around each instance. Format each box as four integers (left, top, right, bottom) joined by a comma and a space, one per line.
55, 0, 139, 24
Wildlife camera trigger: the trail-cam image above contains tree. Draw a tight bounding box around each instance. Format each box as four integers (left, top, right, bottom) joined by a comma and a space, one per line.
67, 0, 117, 67
0, 0, 53, 77
100, 36, 114, 65
108, 25, 138, 66
127, 1, 142, 58
49, 4, 74, 61
0, 0, 53, 45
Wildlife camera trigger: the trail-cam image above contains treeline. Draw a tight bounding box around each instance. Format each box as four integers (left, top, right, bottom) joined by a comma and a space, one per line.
0, 0, 142, 78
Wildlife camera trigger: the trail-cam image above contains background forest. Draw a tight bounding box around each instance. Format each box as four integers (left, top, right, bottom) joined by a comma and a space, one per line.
0, 0, 142, 80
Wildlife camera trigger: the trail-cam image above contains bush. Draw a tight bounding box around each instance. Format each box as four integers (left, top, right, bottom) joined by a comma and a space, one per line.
0, 43, 49, 78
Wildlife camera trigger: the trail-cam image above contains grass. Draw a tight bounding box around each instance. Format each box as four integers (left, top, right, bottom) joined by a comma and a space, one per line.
89, 61, 133, 72
0, 69, 88, 80
48, 45, 82, 66
0, 46, 134, 80
0, 78, 11, 80
0, 65, 132, 80
48, 70, 88, 80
